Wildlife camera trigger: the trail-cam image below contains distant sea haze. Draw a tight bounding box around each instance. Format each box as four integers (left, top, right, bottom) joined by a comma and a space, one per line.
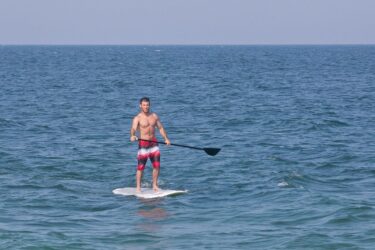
1, 45, 375, 249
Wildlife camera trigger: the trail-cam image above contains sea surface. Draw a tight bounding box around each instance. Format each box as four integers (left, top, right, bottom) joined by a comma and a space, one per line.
1, 45, 375, 249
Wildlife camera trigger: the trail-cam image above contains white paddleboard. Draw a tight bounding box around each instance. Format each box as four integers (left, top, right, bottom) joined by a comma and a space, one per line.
113, 187, 187, 199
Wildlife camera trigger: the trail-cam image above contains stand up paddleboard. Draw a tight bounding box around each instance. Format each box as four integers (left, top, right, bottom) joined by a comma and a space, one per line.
113, 187, 187, 199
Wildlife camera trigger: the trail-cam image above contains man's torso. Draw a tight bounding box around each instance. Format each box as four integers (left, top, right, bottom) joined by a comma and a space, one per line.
137, 113, 157, 140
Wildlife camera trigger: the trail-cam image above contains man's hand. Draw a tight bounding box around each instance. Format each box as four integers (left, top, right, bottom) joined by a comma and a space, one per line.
130, 135, 138, 142
165, 138, 171, 146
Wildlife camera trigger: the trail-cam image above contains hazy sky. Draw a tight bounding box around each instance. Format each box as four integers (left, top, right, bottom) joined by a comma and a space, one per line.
1, 0, 374, 45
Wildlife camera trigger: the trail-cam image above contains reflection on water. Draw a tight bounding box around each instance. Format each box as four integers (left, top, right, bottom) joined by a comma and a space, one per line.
136, 198, 169, 233
138, 207, 168, 220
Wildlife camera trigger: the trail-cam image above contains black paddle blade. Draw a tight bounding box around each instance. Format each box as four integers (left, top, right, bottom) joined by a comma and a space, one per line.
204, 148, 221, 156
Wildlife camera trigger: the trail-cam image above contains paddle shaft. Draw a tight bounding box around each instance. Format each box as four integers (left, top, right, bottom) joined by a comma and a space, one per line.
138, 139, 203, 150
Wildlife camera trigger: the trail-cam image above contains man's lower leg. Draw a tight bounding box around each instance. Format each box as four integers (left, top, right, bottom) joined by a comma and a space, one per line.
136, 170, 143, 192
153, 168, 159, 191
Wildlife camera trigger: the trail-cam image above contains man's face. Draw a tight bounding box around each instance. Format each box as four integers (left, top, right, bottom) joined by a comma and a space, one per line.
140, 101, 150, 113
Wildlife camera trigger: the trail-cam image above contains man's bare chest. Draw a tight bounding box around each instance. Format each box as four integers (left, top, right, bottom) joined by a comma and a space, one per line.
139, 116, 156, 128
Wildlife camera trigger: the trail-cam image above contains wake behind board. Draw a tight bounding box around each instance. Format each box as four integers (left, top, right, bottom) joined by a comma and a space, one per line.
113, 187, 187, 199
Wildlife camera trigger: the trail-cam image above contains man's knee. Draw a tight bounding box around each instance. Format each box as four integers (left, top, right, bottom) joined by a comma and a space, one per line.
152, 161, 160, 169
137, 165, 145, 171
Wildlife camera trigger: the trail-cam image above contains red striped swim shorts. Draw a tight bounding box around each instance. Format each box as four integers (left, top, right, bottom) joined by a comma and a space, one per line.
137, 138, 160, 171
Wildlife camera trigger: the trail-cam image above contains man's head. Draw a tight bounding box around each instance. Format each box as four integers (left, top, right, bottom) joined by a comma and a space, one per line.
139, 97, 150, 114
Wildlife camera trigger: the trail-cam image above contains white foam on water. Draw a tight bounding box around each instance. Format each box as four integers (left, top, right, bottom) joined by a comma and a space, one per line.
278, 181, 289, 187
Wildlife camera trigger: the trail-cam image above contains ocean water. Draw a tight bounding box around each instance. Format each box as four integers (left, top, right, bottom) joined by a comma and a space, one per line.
1, 45, 375, 249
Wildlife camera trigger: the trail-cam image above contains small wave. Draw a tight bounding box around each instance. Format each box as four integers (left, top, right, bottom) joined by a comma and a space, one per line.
326, 214, 357, 225
325, 119, 350, 127
307, 119, 350, 131
0, 118, 25, 128
4, 184, 45, 190
277, 170, 306, 188
277, 181, 289, 188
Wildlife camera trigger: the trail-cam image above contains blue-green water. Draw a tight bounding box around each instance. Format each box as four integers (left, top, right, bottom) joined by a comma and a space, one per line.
1, 45, 375, 249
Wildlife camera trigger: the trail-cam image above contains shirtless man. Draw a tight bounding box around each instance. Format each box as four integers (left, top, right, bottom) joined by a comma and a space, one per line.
130, 97, 170, 192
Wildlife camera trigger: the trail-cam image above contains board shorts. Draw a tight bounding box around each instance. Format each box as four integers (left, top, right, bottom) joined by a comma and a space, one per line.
137, 138, 160, 171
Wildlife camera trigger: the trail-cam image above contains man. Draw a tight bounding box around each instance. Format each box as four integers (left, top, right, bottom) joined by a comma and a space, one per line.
130, 97, 170, 193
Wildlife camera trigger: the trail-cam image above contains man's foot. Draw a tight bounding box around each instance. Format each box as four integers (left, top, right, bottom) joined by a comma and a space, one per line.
136, 188, 141, 193
153, 186, 159, 192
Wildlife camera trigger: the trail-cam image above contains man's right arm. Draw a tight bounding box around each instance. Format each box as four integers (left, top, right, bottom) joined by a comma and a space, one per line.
130, 116, 139, 142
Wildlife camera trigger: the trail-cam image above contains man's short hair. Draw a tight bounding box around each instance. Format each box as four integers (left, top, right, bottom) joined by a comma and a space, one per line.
140, 97, 150, 104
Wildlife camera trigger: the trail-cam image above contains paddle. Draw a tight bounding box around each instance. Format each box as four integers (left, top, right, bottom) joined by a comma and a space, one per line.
137, 138, 221, 156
